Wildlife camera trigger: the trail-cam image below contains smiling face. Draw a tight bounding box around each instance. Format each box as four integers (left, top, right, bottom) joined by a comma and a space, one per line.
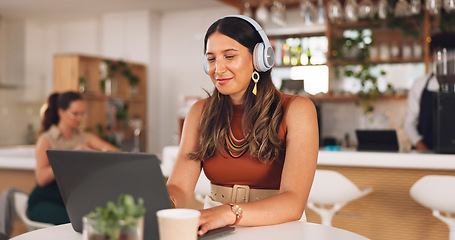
206, 32, 254, 105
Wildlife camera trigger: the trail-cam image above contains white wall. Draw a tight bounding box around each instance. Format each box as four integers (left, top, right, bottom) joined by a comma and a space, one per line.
158, 7, 237, 150
0, 7, 239, 152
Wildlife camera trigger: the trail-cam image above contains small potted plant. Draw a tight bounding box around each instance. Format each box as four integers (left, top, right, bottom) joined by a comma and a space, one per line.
83, 194, 146, 240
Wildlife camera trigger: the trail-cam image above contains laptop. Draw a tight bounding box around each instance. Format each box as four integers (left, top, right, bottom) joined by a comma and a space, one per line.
47, 149, 234, 240
355, 130, 399, 152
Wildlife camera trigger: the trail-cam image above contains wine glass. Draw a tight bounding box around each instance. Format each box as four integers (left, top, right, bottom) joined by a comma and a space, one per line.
271, 0, 286, 26
410, 0, 421, 14
394, 0, 411, 17
344, 0, 358, 22
377, 0, 388, 19
242, 2, 253, 18
327, 0, 343, 23
316, 0, 326, 24
300, 0, 315, 25
425, 0, 442, 15
444, 0, 455, 12
358, 0, 374, 19
256, 1, 269, 25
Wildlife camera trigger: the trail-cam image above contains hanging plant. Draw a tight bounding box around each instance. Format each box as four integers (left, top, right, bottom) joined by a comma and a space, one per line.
385, 12, 423, 39
104, 60, 140, 86
345, 64, 386, 114
337, 29, 388, 114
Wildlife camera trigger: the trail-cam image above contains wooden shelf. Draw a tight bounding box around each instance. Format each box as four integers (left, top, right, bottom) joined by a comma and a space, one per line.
330, 58, 424, 65
307, 93, 407, 102
274, 63, 328, 68
53, 54, 147, 152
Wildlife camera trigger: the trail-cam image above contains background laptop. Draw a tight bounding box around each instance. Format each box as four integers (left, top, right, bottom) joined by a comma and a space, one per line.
355, 130, 399, 152
47, 149, 171, 240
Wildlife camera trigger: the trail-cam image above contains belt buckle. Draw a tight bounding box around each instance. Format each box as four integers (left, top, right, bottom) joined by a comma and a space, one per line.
231, 184, 250, 203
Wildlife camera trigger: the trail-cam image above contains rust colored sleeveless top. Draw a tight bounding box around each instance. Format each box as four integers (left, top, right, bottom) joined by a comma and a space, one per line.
203, 93, 298, 190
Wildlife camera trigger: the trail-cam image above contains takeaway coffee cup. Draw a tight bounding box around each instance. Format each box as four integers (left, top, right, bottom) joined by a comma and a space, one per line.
156, 209, 201, 240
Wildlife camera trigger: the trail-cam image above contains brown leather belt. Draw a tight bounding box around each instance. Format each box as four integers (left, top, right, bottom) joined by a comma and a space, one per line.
210, 183, 279, 204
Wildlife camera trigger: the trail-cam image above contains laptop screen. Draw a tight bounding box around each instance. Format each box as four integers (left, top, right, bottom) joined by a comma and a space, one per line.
355, 130, 399, 152
47, 149, 172, 240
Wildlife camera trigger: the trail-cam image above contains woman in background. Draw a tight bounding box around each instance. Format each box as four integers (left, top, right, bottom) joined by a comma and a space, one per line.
27, 91, 118, 224
167, 15, 318, 236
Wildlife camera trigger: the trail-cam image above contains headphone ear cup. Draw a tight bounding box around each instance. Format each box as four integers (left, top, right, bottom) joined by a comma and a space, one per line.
253, 42, 266, 72
203, 55, 208, 74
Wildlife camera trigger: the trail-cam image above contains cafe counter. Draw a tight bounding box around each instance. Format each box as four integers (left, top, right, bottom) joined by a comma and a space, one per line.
312, 149, 455, 240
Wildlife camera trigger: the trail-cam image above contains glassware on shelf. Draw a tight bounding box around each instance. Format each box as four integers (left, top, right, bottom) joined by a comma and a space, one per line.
271, 0, 286, 26
358, 0, 375, 19
273, 39, 283, 66
285, 38, 302, 66
316, 0, 326, 24
390, 41, 401, 59
256, 1, 269, 25
300, 0, 315, 25
444, 0, 455, 12
413, 41, 423, 58
377, 0, 388, 19
410, 0, 421, 14
426, 0, 442, 15
379, 42, 391, 61
402, 42, 412, 59
327, 0, 343, 23
369, 45, 379, 61
344, 0, 358, 22
282, 41, 291, 66
394, 0, 411, 17
242, 2, 253, 18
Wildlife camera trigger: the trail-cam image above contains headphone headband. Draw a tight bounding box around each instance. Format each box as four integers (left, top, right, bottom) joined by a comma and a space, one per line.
203, 15, 275, 74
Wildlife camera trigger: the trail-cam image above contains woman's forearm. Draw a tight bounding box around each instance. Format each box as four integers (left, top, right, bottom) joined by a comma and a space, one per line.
35, 165, 55, 187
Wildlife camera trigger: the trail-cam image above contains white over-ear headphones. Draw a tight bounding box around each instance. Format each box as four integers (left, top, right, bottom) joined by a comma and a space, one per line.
203, 15, 275, 74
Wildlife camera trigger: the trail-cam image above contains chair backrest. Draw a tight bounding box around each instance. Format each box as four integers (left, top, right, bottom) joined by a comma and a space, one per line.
410, 175, 455, 213
13, 191, 53, 231
161, 146, 212, 203
161, 146, 179, 177
13, 191, 29, 225
308, 170, 364, 205
195, 170, 211, 199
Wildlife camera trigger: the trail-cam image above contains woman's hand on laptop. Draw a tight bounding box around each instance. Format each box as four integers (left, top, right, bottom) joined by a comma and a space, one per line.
73, 145, 92, 151
198, 205, 235, 236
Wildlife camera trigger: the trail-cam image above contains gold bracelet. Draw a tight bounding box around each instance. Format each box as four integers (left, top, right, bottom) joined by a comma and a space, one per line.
170, 196, 176, 208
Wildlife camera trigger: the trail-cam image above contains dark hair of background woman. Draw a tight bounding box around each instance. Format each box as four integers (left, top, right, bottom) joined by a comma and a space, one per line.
39, 91, 82, 134
189, 17, 284, 163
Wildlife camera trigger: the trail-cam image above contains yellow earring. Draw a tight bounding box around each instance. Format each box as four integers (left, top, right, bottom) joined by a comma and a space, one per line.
218, 92, 220, 100
252, 71, 260, 96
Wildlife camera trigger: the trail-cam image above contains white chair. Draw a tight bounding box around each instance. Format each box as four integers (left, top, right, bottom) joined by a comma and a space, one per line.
161, 145, 211, 204
410, 175, 455, 240
194, 170, 211, 204
307, 169, 372, 226
13, 191, 54, 231
161, 145, 180, 178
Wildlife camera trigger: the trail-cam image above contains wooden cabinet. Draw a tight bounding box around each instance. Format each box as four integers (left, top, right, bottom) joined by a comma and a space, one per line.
53, 54, 147, 151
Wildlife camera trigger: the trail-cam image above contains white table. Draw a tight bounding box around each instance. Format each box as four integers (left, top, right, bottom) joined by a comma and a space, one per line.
11, 221, 369, 240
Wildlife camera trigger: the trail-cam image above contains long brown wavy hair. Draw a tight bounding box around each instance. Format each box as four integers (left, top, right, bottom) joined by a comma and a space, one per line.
188, 17, 284, 163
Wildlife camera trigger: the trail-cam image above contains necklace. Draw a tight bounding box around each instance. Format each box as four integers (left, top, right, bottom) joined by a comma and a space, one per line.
225, 118, 250, 158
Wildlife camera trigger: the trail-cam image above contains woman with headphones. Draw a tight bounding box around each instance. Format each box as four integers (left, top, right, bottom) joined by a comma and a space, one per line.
166, 15, 318, 235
